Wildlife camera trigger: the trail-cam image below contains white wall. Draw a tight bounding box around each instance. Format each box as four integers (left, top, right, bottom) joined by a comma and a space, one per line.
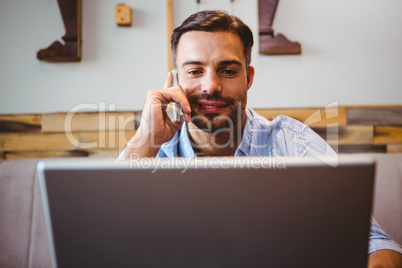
1, 0, 401, 114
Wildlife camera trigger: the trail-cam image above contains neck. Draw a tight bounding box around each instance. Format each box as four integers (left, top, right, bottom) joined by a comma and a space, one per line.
187, 113, 246, 157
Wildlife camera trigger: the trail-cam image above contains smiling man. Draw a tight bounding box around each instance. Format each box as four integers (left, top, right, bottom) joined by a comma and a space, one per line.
174, 30, 252, 156
119, 10, 402, 267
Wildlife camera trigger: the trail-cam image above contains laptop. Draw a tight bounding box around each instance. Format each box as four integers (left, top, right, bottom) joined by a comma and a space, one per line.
37, 156, 375, 268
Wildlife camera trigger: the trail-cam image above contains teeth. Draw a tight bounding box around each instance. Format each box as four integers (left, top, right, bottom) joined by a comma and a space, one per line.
202, 104, 224, 108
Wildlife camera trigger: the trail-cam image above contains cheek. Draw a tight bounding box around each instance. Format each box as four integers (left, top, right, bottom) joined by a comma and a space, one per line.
226, 80, 247, 94
180, 79, 198, 96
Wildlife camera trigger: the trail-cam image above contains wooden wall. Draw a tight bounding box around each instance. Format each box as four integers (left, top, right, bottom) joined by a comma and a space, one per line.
0, 112, 136, 159
1, 105, 401, 159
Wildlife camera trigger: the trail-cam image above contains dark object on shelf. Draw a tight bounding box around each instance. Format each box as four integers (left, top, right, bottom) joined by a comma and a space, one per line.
37, 0, 81, 62
258, 0, 301, 55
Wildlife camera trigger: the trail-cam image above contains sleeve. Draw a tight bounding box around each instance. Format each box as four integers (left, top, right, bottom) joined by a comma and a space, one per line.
368, 217, 402, 254
297, 125, 337, 158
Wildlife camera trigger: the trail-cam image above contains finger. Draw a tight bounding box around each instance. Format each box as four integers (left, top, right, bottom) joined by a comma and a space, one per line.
175, 99, 192, 124
172, 86, 192, 123
162, 110, 184, 132
171, 115, 185, 127
183, 113, 191, 124
161, 86, 192, 124
171, 88, 192, 116
158, 89, 191, 114
163, 71, 173, 89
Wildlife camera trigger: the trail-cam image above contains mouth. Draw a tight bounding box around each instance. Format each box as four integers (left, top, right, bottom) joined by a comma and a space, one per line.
197, 100, 229, 113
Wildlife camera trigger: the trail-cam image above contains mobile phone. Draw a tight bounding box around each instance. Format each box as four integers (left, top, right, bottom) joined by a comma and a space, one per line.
171, 70, 182, 122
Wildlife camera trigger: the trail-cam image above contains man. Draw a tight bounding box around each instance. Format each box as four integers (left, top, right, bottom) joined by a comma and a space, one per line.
119, 10, 402, 267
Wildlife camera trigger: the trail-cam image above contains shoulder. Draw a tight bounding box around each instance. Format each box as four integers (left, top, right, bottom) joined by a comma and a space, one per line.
246, 108, 306, 135
245, 108, 336, 157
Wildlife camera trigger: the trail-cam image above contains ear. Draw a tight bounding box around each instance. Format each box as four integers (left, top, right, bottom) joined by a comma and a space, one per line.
246, 66, 255, 91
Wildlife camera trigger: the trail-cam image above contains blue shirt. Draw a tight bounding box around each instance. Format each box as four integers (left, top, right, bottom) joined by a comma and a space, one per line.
158, 108, 336, 159
156, 107, 402, 255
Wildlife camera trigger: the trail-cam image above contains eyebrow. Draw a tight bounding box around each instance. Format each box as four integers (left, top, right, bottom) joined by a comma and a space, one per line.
181, 60, 204, 68
220, 60, 243, 67
181, 59, 243, 68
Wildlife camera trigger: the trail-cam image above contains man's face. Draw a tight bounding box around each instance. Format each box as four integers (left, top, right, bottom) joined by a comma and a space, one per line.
175, 31, 254, 133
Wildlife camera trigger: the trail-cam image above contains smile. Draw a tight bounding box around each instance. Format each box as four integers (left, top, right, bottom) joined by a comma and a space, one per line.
197, 101, 229, 113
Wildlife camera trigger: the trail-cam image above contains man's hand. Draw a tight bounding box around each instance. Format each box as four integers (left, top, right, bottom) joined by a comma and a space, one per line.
368, 250, 402, 268
123, 72, 191, 159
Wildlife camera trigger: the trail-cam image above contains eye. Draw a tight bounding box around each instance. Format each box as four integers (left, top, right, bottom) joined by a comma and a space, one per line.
220, 68, 238, 78
187, 69, 203, 77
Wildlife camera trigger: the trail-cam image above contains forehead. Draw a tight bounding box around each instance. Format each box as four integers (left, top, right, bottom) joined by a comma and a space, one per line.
176, 31, 245, 65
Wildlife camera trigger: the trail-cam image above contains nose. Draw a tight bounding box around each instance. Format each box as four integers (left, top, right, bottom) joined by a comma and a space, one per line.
201, 71, 222, 95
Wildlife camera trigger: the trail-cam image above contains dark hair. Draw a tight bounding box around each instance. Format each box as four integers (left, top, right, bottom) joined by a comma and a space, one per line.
171, 10, 254, 69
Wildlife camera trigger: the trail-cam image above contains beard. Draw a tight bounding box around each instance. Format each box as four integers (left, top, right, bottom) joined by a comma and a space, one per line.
188, 92, 247, 133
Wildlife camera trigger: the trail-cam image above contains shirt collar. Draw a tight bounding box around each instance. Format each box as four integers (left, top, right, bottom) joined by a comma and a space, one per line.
178, 123, 197, 158
234, 107, 253, 156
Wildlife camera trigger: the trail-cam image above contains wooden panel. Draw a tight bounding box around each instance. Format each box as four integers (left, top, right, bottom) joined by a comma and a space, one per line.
375, 126, 402, 144
312, 126, 374, 145
0, 131, 135, 152
167, 0, 174, 71
42, 112, 136, 133
255, 107, 347, 127
0, 114, 42, 133
347, 107, 402, 126
1, 105, 402, 159
5, 150, 90, 159
5, 149, 119, 160
345, 105, 402, 109
387, 144, 402, 154
337, 145, 387, 154
0, 133, 76, 151
78, 131, 135, 150
85, 149, 121, 158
